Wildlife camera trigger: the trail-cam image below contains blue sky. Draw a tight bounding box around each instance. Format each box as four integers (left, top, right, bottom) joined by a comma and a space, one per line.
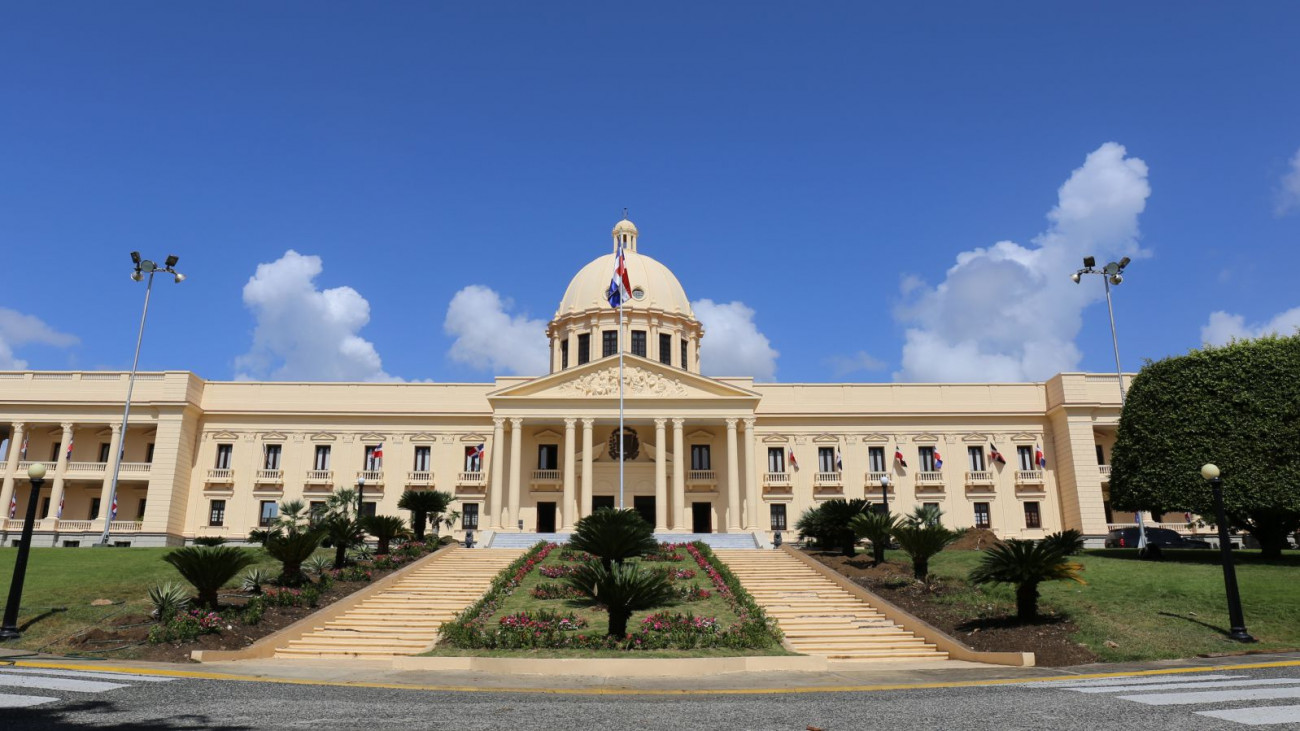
2, 3, 1298, 383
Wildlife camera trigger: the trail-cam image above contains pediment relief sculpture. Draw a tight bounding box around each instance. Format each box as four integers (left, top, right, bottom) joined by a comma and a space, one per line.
555, 365, 688, 398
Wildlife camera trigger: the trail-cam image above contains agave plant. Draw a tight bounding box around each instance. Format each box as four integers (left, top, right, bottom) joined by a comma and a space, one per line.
162, 546, 259, 609
303, 554, 333, 576
850, 511, 900, 565
565, 561, 677, 637
567, 508, 658, 570
397, 490, 452, 541
147, 582, 191, 621
969, 539, 1085, 621
264, 526, 327, 584
363, 514, 410, 555
240, 567, 276, 594
891, 520, 961, 580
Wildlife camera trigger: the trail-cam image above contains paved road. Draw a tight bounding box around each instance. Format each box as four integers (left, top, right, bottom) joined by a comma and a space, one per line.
4, 662, 1300, 729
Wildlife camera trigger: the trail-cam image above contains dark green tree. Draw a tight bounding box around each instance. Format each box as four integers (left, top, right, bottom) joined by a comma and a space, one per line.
969, 539, 1085, 622
321, 515, 364, 569
567, 508, 658, 570
397, 490, 453, 541
850, 511, 899, 565
363, 514, 410, 555
162, 546, 258, 609
1110, 335, 1300, 559
565, 561, 676, 637
795, 499, 870, 556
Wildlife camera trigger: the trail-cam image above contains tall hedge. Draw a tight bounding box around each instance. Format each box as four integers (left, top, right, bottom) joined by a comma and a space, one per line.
1110, 334, 1300, 558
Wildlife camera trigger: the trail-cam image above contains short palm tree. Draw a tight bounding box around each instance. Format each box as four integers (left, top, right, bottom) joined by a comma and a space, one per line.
264, 526, 327, 584
1041, 529, 1085, 556
565, 561, 677, 637
363, 514, 410, 555
891, 521, 961, 580
850, 511, 899, 565
799, 499, 870, 556
321, 514, 363, 569
567, 508, 658, 570
326, 488, 359, 519
162, 546, 258, 609
969, 539, 1085, 621
397, 490, 452, 541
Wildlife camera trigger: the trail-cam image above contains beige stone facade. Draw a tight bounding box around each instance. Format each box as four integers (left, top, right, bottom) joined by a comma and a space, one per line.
0, 219, 1144, 548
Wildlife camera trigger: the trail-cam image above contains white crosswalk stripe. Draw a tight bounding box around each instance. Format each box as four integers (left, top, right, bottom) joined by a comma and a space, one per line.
1030, 671, 1300, 726
0, 665, 178, 711
1198, 704, 1300, 726
1068, 678, 1300, 693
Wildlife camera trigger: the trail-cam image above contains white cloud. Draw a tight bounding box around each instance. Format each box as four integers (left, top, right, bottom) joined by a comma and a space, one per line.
1201, 306, 1300, 346
444, 285, 548, 376
0, 308, 79, 369
1276, 147, 1300, 217
234, 250, 396, 382
894, 142, 1151, 382
827, 350, 887, 377
693, 299, 779, 380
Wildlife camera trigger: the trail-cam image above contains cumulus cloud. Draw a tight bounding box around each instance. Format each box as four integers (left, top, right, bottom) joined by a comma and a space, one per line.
444, 285, 548, 376
1201, 306, 1300, 346
234, 250, 396, 381
1277, 147, 1300, 217
693, 299, 779, 380
827, 350, 887, 377
894, 142, 1151, 382
0, 308, 79, 369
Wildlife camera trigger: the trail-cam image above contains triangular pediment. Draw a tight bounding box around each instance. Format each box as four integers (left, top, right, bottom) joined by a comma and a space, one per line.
488, 355, 760, 401
359, 433, 387, 442
687, 429, 715, 441
762, 434, 789, 444
861, 434, 889, 443
259, 431, 288, 441
310, 433, 336, 442
410, 433, 437, 443
913, 433, 940, 443
534, 429, 562, 441
812, 433, 841, 444
961, 433, 989, 442
460, 433, 487, 442
210, 430, 239, 441
1010, 432, 1038, 442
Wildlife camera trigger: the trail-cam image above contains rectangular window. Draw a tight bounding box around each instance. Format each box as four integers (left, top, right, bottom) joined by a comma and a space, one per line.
770, 504, 787, 531
462, 503, 479, 529
1095, 444, 1105, 465
259, 501, 278, 527
359, 502, 377, 519
577, 333, 590, 365
50, 442, 61, 462
90, 497, 101, 520
209, 500, 226, 527
561, 340, 569, 369
690, 445, 711, 471
967, 446, 986, 472
923, 501, 940, 513
413, 446, 431, 472
973, 502, 991, 529
137, 498, 147, 521
313, 445, 331, 470
215, 444, 233, 470
602, 331, 618, 358
41, 497, 51, 519
464, 446, 483, 472
767, 447, 786, 473
309, 501, 327, 521
659, 334, 672, 365
145, 443, 155, 464
818, 447, 836, 473
263, 444, 282, 470
681, 340, 688, 370
364, 445, 383, 470
868, 446, 886, 473
1024, 501, 1042, 528
98, 442, 111, 463
1017, 445, 1035, 471
918, 446, 937, 472
631, 330, 646, 357
537, 444, 559, 470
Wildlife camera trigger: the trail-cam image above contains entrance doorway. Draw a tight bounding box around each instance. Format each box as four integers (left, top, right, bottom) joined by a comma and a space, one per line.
633, 496, 655, 527
536, 502, 556, 533
692, 502, 712, 534
592, 496, 615, 513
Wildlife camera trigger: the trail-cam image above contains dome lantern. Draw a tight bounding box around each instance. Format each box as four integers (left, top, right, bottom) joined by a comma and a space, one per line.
612, 215, 638, 253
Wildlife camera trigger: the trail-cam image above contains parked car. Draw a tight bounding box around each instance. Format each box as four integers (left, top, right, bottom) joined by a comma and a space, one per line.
1104, 527, 1211, 549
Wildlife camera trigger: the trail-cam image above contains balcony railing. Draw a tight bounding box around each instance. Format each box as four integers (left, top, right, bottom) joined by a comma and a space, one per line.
57, 520, 93, 531
16, 461, 56, 473
965, 471, 995, 485
531, 470, 562, 486
255, 469, 284, 484
686, 470, 716, 484
813, 472, 842, 488
110, 521, 143, 532
1107, 521, 1196, 535
355, 470, 384, 485
864, 472, 894, 493
457, 471, 487, 488
118, 462, 152, 475
4, 519, 25, 530
304, 470, 334, 485
1016, 470, 1045, 484
407, 471, 433, 486
205, 468, 234, 484
1098, 464, 1112, 480
916, 471, 944, 484
763, 472, 791, 486
67, 461, 107, 474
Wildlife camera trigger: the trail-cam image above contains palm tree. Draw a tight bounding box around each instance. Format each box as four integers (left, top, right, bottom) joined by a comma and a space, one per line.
567, 508, 658, 570
162, 546, 258, 609
326, 488, 358, 519
321, 514, 363, 569
850, 511, 900, 565
565, 561, 677, 637
1041, 529, 1085, 556
797, 499, 870, 556
397, 490, 452, 541
892, 521, 961, 580
264, 527, 327, 585
363, 514, 410, 555
969, 539, 1085, 621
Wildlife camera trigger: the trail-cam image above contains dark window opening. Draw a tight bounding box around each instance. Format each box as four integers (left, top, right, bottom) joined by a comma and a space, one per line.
1024, 501, 1042, 528
602, 331, 618, 358
561, 340, 569, 369
973, 502, 991, 529
462, 503, 479, 529
659, 334, 672, 365
577, 334, 590, 364
209, 500, 226, 527
631, 330, 646, 357
690, 445, 711, 471
537, 444, 559, 470
770, 504, 787, 531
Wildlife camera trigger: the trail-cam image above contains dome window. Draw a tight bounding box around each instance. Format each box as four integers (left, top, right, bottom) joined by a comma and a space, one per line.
631, 287, 646, 301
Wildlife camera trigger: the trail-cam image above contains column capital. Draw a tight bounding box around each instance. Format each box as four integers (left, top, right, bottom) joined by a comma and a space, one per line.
725, 417, 739, 429
581, 418, 595, 428
654, 418, 667, 428
742, 417, 756, 430
60, 422, 75, 433
509, 417, 523, 428
10, 421, 25, 431
564, 418, 577, 429
110, 422, 122, 435
671, 418, 685, 428
492, 417, 506, 428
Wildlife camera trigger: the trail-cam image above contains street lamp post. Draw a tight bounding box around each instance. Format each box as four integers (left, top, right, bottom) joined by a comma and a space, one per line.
1200, 464, 1254, 643
98, 253, 184, 547
356, 477, 365, 520
879, 474, 891, 515
1, 464, 49, 640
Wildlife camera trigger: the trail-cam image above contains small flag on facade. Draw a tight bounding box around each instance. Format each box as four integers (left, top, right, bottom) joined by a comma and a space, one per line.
20, 435, 28, 459
788, 449, 799, 471
894, 446, 908, 468
933, 449, 943, 470
66, 439, 74, 460
7, 493, 15, 519
469, 443, 485, 461
109, 494, 118, 521
373, 443, 384, 459
989, 444, 1006, 465
835, 447, 843, 472
1035, 444, 1047, 469
56, 495, 64, 519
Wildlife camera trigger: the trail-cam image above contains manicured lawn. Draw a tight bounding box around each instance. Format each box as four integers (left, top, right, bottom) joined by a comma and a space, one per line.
891, 548, 1300, 662
426, 646, 792, 658
0, 546, 278, 655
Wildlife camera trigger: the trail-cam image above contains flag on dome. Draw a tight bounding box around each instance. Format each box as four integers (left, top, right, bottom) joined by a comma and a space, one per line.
1035, 445, 1047, 469
933, 449, 943, 470
989, 444, 1006, 465
894, 446, 907, 468
606, 239, 632, 308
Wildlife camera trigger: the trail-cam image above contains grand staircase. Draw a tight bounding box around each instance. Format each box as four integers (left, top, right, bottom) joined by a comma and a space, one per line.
487, 532, 759, 550
714, 550, 948, 661
273, 547, 522, 659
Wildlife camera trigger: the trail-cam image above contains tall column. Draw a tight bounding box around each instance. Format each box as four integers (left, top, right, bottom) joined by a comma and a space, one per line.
672, 418, 685, 530
488, 417, 505, 528
743, 418, 759, 530
725, 418, 740, 531
47, 422, 73, 525
507, 417, 524, 530
562, 418, 577, 530
654, 418, 668, 530
0, 422, 25, 522
95, 423, 123, 530
580, 419, 594, 518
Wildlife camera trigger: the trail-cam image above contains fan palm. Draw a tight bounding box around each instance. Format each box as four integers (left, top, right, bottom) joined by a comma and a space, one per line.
567, 508, 658, 570
565, 561, 677, 637
891, 521, 961, 580
264, 526, 327, 584
363, 514, 410, 555
321, 514, 364, 569
969, 539, 1085, 621
850, 511, 900, 565
798, 499, 870, 556
1041, 529, 1085, 556
397, 490, 453, 541
162, 546, 258, 609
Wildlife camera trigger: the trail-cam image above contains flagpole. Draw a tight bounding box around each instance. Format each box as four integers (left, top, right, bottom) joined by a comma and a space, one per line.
618, 273, 625, 511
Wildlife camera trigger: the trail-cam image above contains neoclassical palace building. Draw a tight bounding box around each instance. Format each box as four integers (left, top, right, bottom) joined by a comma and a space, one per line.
0, 218, 1143, 548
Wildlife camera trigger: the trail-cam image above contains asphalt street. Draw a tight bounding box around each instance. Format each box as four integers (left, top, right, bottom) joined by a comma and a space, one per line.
3, 662, 1300, 730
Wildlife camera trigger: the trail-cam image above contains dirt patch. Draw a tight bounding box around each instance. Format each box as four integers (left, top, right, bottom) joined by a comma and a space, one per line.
807, 551, 1097, 667
948, 528, 1002, 551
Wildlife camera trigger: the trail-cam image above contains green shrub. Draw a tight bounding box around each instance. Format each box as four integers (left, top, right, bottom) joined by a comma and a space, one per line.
1042, 529, 1086, 556
567, 509, 658, 569
162, 546, 258, 609
147, 582, 191, 621
193, 536, 227, 546
969, 539, 1085, 621
240, 567, 276, 594
850, 511, 900, 564
303, 554, 333, 576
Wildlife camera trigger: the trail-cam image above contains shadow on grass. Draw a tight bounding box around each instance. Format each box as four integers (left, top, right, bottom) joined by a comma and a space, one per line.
1084, 549, 1300, 566
955, 614, 1071, 632
9, 700, 252, 730
18, 606, 68, 632
1156, 611, 1233, 638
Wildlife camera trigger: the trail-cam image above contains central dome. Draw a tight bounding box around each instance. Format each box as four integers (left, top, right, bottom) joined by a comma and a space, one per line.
555, 220, 694, 317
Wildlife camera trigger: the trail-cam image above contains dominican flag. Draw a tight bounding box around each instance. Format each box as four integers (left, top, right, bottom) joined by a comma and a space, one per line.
989, 444, 1007, 465
56, 495, 64, 519
788, 450, 799, 471
894, 446, 908, 468
933, 449, 943, 470
20, 435, 28, 459
109, 494, 118, 521
468, 443, 485, 462
66, 438, 74, 460
606, 239, 633, 308
1035, 445, 1047, 469
835, 448, 843, 472
373, 444, 384, 459
7, 494, 15, 519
